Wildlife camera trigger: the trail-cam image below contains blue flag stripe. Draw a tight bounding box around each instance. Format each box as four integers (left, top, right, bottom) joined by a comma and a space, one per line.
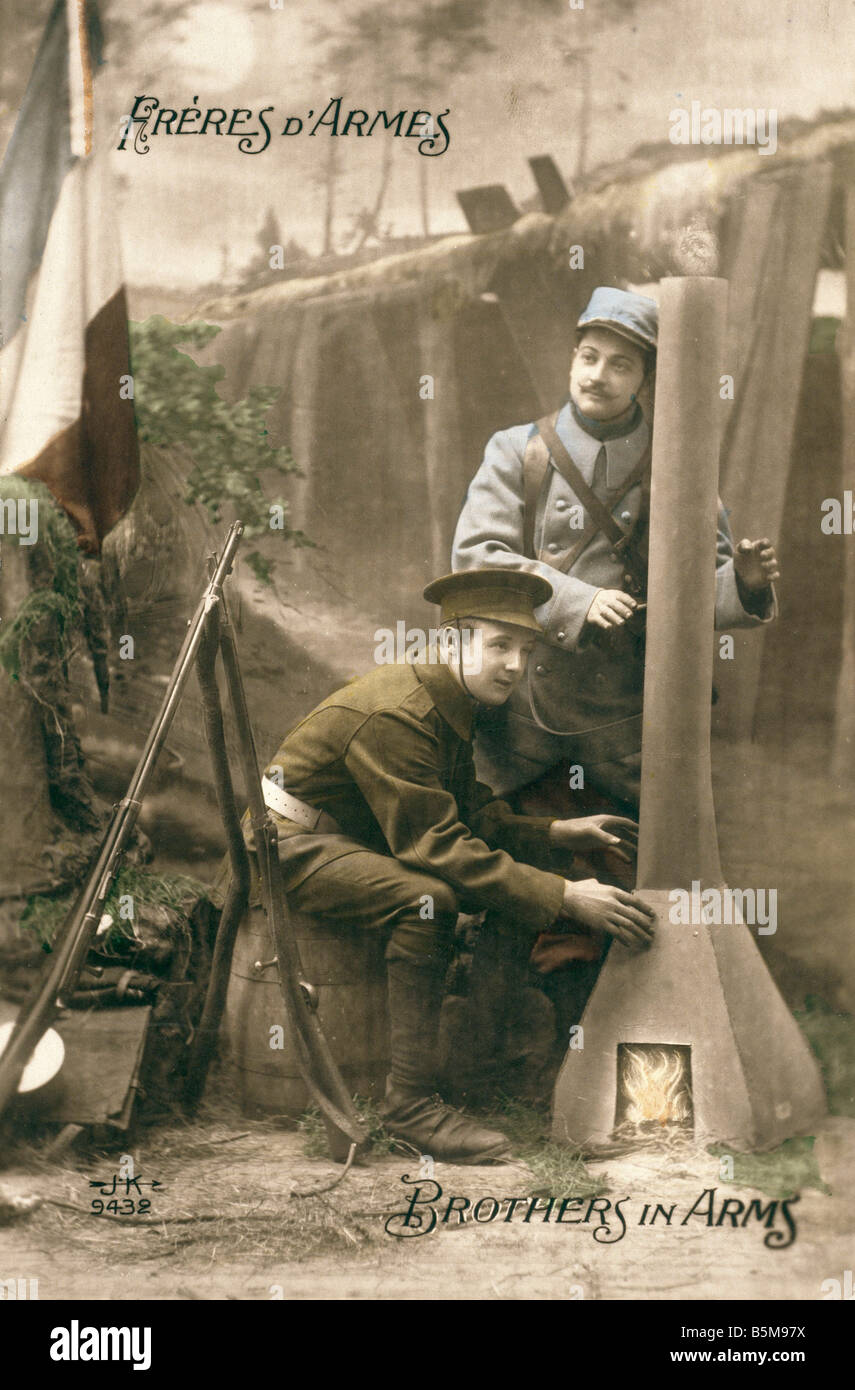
0, 1, 103, 350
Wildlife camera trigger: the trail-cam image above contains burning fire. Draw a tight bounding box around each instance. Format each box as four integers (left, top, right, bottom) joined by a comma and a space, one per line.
621, 1047, 692, 1127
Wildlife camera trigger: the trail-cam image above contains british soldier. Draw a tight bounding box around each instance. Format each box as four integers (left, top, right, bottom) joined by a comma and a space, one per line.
245, 570, 655, 1162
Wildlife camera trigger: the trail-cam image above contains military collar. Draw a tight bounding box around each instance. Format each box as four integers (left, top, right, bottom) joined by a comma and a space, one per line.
570, 397, 642, 440
555, 398, 649, 490
412, 655, 475, 740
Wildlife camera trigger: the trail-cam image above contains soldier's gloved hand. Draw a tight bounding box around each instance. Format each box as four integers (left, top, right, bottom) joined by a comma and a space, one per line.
585, 588, 638, 630
734, 537, 780, 592
559, 877, 655, 949
550, 815, 638, 863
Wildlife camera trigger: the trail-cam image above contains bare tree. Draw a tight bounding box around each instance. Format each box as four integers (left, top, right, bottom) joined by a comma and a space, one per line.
310, 4, 409, 254
408, 0, 493, 236
310, 0, 492, 248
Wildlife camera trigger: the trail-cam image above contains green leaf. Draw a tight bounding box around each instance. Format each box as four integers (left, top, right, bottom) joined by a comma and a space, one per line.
128, 317, 313, 584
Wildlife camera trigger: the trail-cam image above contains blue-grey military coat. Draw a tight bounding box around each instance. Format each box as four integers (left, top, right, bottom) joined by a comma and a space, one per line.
452, 400, 776, 780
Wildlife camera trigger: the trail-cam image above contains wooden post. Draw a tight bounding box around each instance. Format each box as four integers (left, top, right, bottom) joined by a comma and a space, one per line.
721, 180, 780, 387
418, 288, 463, 580
832, 155, 855, 783
715, 163, 833, 741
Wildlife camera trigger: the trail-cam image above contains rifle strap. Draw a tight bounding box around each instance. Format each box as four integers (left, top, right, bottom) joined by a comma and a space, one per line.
522, 428, 551, 561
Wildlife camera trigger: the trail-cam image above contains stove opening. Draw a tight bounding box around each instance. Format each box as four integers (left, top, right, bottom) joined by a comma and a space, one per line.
615, 1043, 693, 1132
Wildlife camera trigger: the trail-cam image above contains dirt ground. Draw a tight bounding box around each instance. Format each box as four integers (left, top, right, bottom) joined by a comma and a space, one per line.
1, 732, 852, 1302
2, 1102, 853, 1301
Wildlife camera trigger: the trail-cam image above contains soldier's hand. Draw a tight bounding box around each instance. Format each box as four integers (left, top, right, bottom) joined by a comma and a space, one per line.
585, 588, 638, 630
734, 537, 780, 592
559, 877, 655, 949
550, 815, 638, 863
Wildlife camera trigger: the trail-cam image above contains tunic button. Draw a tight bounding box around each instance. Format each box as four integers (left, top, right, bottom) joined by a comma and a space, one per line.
621, 510, 632, 523
555, 499, 567, 511
547, 542, 559, 554
611, 551, 621, 563
557, 631, 566, 642
595, 672, 606, 684
624, 573, 634, 585
535, 664, 547, 675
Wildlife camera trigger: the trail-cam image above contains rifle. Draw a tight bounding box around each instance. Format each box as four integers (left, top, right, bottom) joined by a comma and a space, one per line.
0, 524, 368, 1163
0, 524, 243, 1119
184, 562, 369, 1163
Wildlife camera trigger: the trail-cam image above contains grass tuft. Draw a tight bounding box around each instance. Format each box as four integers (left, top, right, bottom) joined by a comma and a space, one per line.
705, 996, 855, 1199
298, 1097, 398, 1160
299, 1092, 604, 1197
708, 1135, 829, 1201
17, 867, 209, 950
482, 1095, 607, 1199
796, 995, 855, 1118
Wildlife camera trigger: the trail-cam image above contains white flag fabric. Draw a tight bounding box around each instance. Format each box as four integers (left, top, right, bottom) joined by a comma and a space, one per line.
0, 0, 139, 553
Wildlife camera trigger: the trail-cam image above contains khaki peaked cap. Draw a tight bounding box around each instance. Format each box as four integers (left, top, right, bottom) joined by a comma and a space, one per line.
423, 569, 553, 635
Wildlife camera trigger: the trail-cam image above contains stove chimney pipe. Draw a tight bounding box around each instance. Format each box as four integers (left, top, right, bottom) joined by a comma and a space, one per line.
552, 277, 826, 1152
635, 277, 725, 892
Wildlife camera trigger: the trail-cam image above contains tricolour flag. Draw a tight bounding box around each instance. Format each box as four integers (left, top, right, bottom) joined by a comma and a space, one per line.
0, 0, 139, 553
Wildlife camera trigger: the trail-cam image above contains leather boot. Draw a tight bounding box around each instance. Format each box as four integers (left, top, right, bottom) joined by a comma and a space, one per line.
379, 958, 511, 1164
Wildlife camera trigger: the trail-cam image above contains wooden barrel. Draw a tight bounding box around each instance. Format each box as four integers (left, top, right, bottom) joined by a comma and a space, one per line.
224, 903, 390, 1117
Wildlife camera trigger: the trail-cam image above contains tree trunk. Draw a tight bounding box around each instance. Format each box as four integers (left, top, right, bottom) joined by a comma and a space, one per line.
321, 140, 338, 256
418, 157, 430, 238
356, 139, 394, 250
576, 53, 591, 181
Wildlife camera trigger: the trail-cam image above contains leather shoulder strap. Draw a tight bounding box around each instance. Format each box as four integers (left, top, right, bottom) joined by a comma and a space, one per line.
523, 411, 652, 574
537, 414, 652, 582
538, 414, 627, 549
552, 513, 604, 576
522, 421, 553, 560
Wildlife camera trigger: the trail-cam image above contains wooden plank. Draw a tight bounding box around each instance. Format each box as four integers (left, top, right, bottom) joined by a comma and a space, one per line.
370, 289, 446, 584
456, 185, 520, 234
720, 179, 781, 480
416, 288, 465, 579
490, 254, 575, 409
833, 160, 855, 780
528, 155, 571, 214
713, 162, 834, 742
722, 181, 780, 380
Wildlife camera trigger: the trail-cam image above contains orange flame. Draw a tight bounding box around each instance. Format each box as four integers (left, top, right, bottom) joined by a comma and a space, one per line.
621, 1047, 691, 1126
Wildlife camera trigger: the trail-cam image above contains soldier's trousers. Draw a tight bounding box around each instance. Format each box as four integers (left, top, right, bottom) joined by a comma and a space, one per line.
474, 710, 642, 814
278, 839, 461, 968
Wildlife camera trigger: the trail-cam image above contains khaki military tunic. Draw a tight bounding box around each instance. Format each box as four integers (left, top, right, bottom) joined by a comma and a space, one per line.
246, 657, 565, 934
